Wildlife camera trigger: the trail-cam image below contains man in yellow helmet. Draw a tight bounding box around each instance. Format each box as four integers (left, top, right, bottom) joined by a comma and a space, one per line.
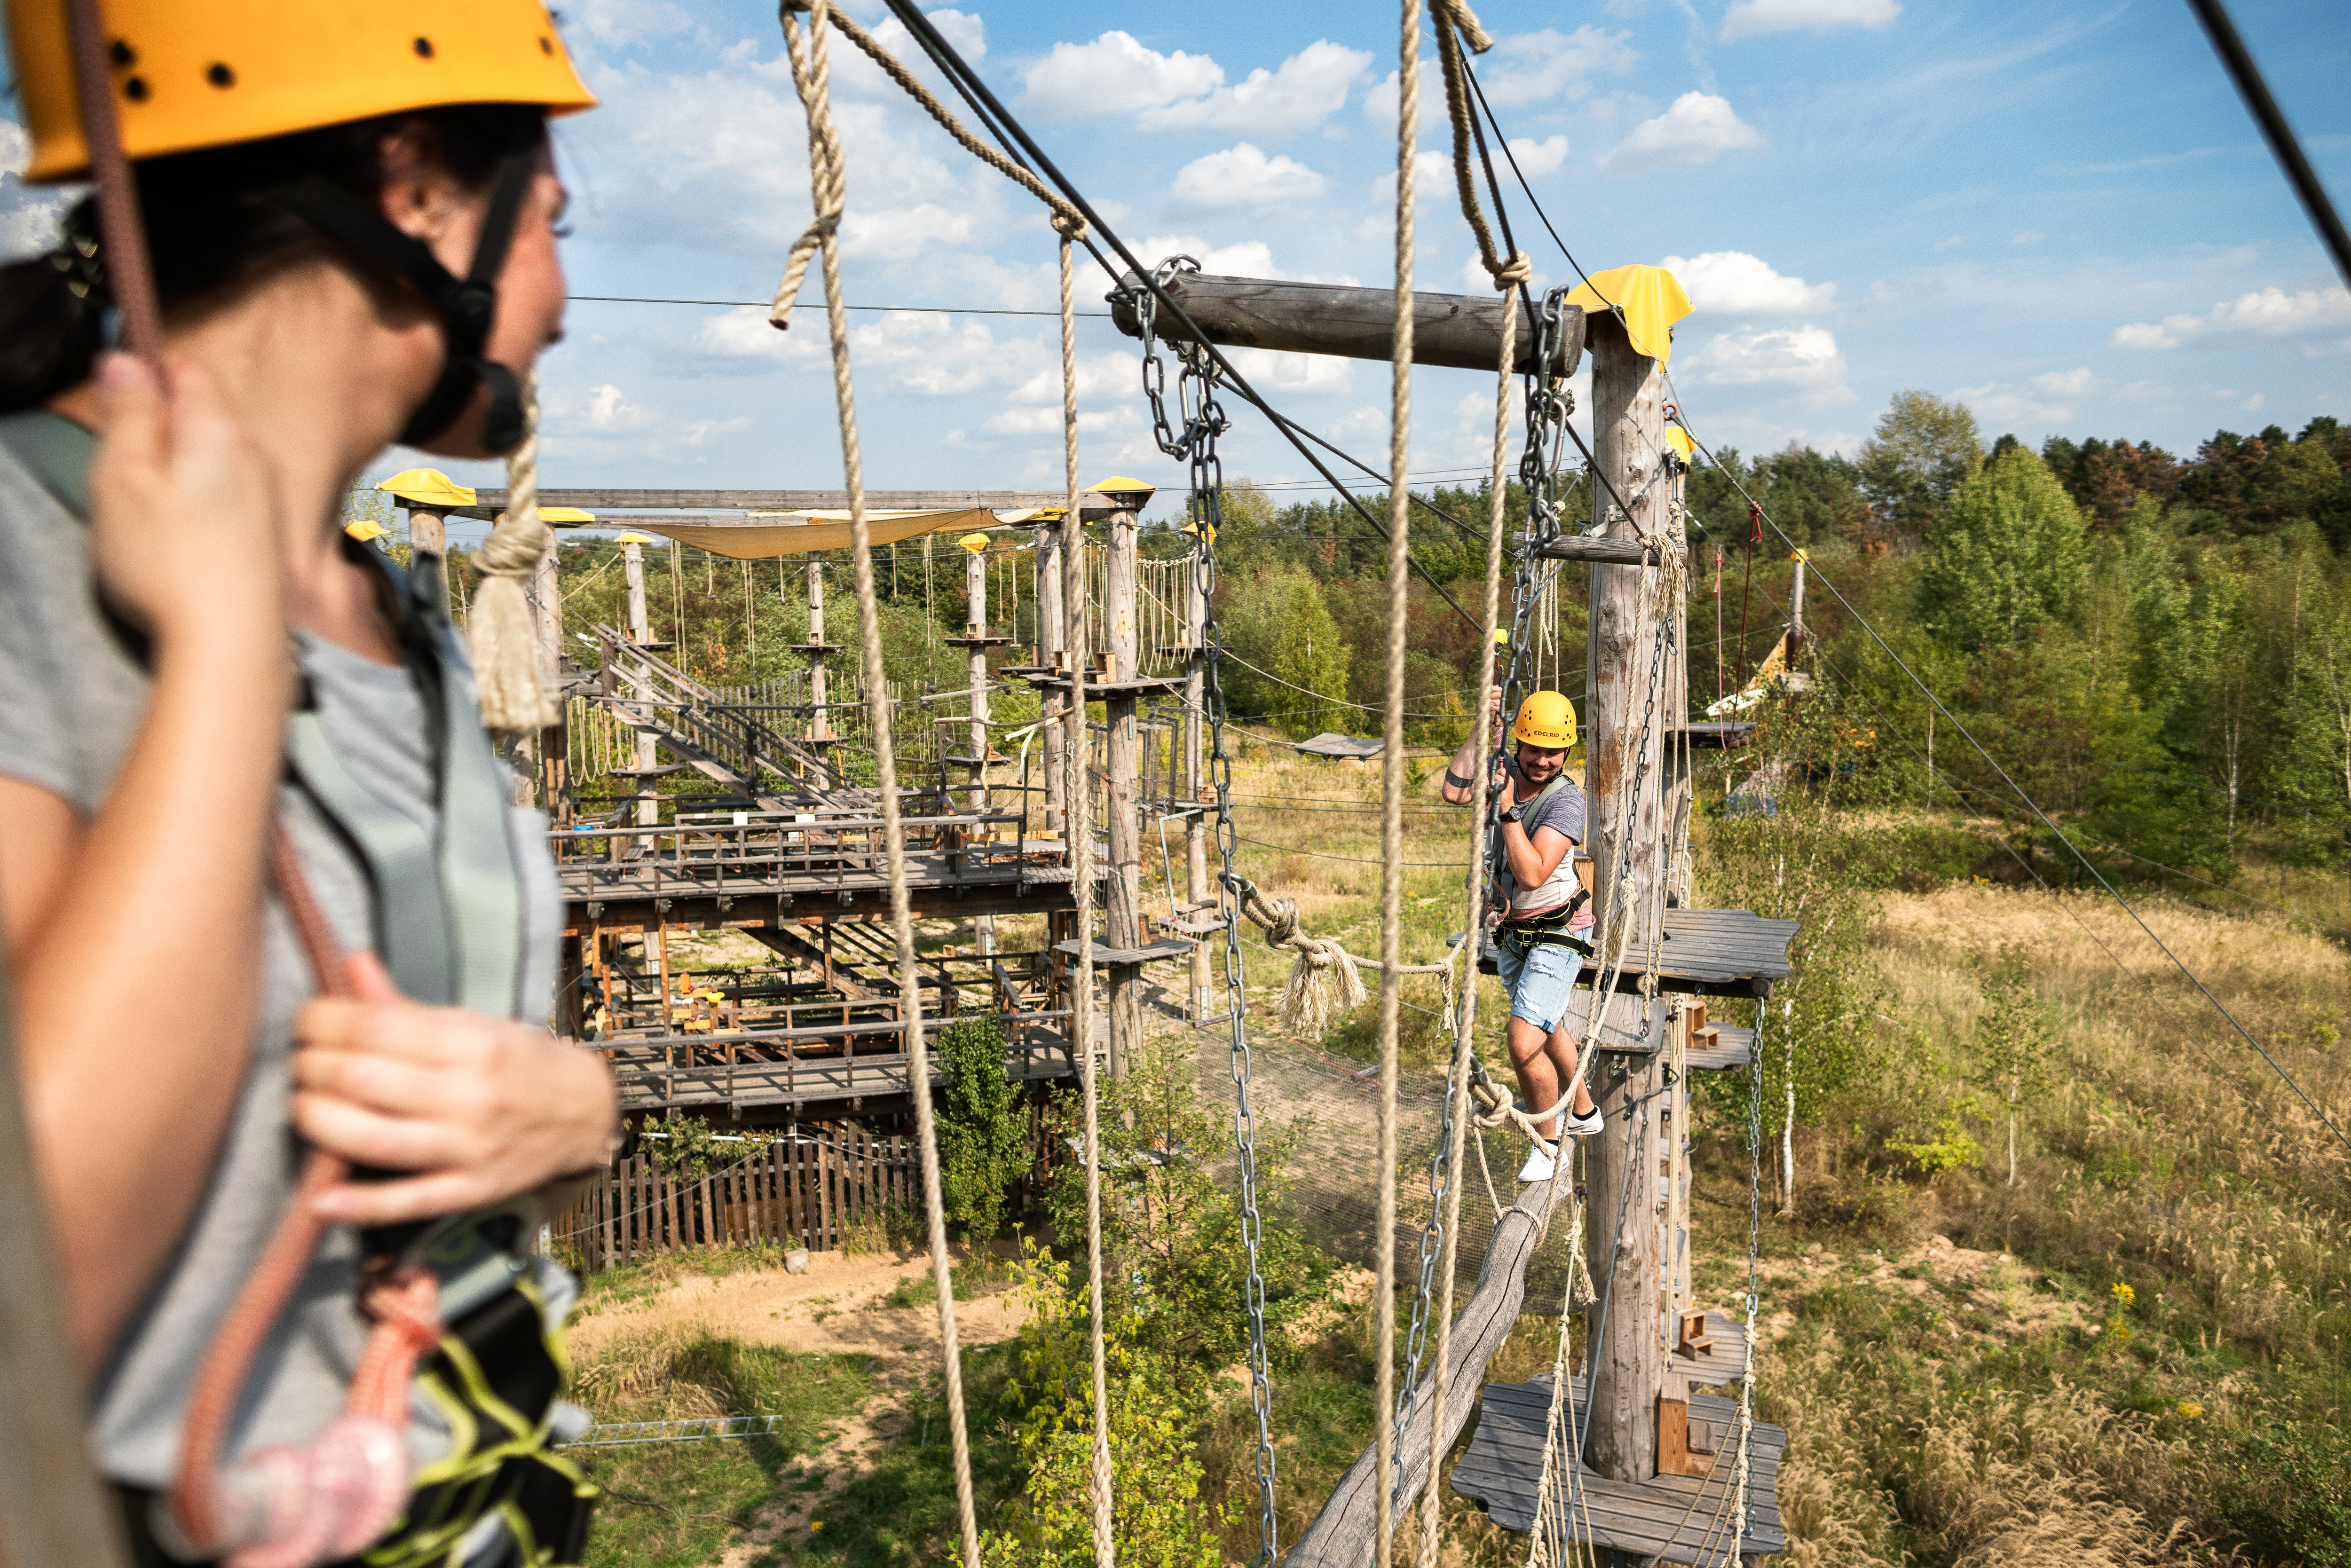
1440, 687, 1602, 1180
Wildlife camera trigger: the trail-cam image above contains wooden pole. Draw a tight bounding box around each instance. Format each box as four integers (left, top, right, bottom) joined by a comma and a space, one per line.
1101, 506, 1143, 1079
1581, 310, 1673, 1484
1034, 520, 1067, 837
966, 544, 990, 809
1109, 271, 1585, 377
1184, 556, 1210, 1022
623, 541, 660, 830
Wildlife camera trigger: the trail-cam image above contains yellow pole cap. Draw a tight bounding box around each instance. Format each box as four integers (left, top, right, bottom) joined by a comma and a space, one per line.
1087, 476, 1158, 507
540, 506, 597, 525
958, 532, 992, 554
343, 519, 390, 541
1493, 629, 1511, 645
613, 531, 661, 545
377, 468, 476, 508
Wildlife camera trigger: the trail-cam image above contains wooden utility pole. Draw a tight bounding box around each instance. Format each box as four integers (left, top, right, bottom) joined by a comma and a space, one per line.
1034, 518, 1067, 836
405, 505, 448, 613
964, 541, 992, 811
622, 538, 661, 830
531, 529, 568, 817
1184, 558, 1211, 1021
1581, 309, 1676, 1485
1100, 504, 1143, 1077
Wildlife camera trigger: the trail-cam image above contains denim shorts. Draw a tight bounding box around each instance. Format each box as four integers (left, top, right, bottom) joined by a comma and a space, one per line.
1494, 936, 1586, 1033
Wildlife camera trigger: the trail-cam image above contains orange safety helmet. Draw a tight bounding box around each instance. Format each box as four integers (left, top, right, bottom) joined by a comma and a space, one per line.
9, 0, 597, 183
1512, 690, 1578, 750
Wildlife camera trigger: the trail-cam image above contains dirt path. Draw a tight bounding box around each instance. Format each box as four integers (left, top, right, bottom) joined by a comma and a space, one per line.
567, 1248, 1032, 1384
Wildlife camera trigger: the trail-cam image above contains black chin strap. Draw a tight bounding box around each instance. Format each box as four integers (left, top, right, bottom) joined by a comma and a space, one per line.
268, 150, 537, 454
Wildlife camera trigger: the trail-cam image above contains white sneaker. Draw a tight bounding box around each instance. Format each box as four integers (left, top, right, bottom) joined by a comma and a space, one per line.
1517, 1141, 1559, 1182
1563, 1105, 1604, 1138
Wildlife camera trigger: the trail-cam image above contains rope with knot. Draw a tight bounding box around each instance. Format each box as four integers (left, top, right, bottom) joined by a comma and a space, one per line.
1431, 0, 1531, 294
768, 0, 1084, 330
1230, 880, 1455, 1038
469, 372, 557, 733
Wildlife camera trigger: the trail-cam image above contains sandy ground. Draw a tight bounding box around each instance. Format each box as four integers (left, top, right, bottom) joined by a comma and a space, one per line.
568, 1246, 1032, 1381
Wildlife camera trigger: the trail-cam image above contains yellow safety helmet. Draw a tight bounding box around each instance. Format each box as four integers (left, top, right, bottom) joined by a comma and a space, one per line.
1512, 690, 1578, 751
10, 0, 596, 183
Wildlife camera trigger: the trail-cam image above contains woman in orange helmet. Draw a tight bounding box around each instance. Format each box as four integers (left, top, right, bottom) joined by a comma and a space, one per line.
0, 4, 614, 1563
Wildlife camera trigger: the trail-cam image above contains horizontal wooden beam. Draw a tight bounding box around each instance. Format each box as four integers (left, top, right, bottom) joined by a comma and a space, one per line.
1535, 535, 1656, 566
1108, 271, 1585, 377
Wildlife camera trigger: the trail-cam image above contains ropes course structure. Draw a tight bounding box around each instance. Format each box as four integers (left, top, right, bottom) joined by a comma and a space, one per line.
755, 1, 1800, 1563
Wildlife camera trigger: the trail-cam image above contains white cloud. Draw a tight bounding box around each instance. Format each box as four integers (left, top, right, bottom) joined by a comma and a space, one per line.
1934, 235, 1963, 251
1594, 93, 1763, 177
1361, 61, 1447, 131
1169, 143, 1328, 215
1508, 135, 1571, 179
0, 119, 74, 260
1720, 0, 1901, 43
1138, 40, 1372, 139
1018, 32, 1223, 119
557, 383, 660, 433
692, 306, 822, 365
2012, 230, 2043, 244
1224, 347, 1354, 395
2110, 286, 2351, 350
1660, 251, 1835, 314
1017, 36, 1366, 137
1478, 27, 1639, 105
1133, 233, 1298, 281
1952, 367, 2106, 425
1684, 324, 1847, 390
1366, 150, 1459, 209
683, 416, 751, 446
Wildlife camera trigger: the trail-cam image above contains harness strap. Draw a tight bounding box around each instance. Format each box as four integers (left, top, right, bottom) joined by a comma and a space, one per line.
285, 711, 454, 1005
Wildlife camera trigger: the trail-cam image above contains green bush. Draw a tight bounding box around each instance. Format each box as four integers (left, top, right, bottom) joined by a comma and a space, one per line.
936, 1016, 1028, 1239
2214, 1419, 2351, 1567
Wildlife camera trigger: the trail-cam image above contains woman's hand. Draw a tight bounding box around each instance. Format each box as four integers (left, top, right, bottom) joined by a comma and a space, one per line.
290, 953, 618, 1226
87, 353, 284, 647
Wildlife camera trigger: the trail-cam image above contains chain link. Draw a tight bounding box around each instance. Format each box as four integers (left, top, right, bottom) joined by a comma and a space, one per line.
1129, 261, 1277, 1565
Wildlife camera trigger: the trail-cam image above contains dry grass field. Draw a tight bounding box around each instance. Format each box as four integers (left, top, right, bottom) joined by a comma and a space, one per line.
570, 740, 2351, 1568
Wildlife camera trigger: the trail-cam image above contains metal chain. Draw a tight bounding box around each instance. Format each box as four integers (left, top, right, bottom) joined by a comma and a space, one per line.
1133, 266, 1279, 1565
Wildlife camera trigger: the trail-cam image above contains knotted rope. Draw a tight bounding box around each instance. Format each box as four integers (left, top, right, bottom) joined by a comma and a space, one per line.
469, 372, 557, 733
769, 1, 1084, 331
1372, 3, 1423, 1560
775, 7, 980, 1565
1228, 882, 1454, 1036
1432, 0, 1531, 295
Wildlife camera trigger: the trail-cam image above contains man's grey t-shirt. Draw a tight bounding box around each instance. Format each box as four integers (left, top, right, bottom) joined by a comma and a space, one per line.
1489, 758, 1589, 920
0, 418, 562, 1486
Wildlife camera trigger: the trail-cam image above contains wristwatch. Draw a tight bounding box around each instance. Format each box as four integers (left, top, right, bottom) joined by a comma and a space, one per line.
1499, 802, 1524, 825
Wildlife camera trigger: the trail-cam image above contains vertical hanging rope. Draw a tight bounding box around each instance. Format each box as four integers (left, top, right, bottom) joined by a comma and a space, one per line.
1374, 3, 1422, 1562
775, 6, 980, 1564
1413, 277, 1518, 1568
471, 373, 558, 733
1058, 213, 1116, 1568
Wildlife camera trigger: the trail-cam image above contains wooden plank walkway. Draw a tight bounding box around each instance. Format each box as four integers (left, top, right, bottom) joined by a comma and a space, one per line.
1451, 1376, 1787, 1562
598, 1030, 1082, 1113
1476, 908, 1797, 999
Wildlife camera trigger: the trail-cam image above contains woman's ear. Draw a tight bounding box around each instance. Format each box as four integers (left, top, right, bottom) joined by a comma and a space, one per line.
373, 125, 459, 246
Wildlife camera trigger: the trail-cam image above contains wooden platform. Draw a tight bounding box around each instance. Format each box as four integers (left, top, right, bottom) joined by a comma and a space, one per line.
1687, 1026, 1757, 1072
1451, 1376, 1787, 1562
1476, 907, 1797, 998
597, 1026, 1083, 1113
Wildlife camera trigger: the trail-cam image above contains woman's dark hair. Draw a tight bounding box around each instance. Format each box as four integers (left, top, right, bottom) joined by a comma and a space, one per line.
0, 104, 546, 412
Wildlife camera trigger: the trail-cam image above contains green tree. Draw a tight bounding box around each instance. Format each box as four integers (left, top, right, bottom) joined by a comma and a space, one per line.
1970, 963, 2055, 1188
1270, 576, 1352, 736
1915, 446, 2088, 652
1857, 390, 1984, 531
936, 1016, 1028, 1239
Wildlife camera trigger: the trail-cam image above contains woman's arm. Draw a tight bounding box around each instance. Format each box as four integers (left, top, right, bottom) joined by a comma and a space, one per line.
7, 357, 289, 1370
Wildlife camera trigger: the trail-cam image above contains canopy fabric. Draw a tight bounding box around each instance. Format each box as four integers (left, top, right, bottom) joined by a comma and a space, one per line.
628, 507, 1048, 560
1560, 264, 1693, 364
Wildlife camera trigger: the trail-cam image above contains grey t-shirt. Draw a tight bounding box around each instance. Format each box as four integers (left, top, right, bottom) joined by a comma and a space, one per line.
0, 417, 562, 1487
1489, 758, 1590, 920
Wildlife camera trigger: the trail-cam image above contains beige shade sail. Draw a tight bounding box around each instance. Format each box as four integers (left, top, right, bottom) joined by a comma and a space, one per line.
627, 507, 1050, 559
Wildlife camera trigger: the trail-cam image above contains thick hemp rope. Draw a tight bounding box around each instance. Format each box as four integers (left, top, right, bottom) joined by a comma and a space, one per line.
1228, 882, 1452, 1035
1413, 273, 1518, 1568
470, 372, 558, 733
1057, 218, 1115, 1568
1373, 2, 1422, 1561
775, 7, 980, 1564
768, 5, 1085, 332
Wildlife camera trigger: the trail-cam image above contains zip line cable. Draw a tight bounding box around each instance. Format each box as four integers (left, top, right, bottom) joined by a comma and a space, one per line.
568, 294, 1115, 317
877, 0, 1495, 637
1670, 410, 2351, 1162
2186, 0, 2351, 290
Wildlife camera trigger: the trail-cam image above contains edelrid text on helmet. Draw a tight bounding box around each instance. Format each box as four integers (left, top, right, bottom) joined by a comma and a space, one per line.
1512, 690, 1578, 751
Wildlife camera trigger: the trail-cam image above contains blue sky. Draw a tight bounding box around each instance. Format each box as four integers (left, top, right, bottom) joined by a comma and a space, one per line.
6, 0, 2349, 521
